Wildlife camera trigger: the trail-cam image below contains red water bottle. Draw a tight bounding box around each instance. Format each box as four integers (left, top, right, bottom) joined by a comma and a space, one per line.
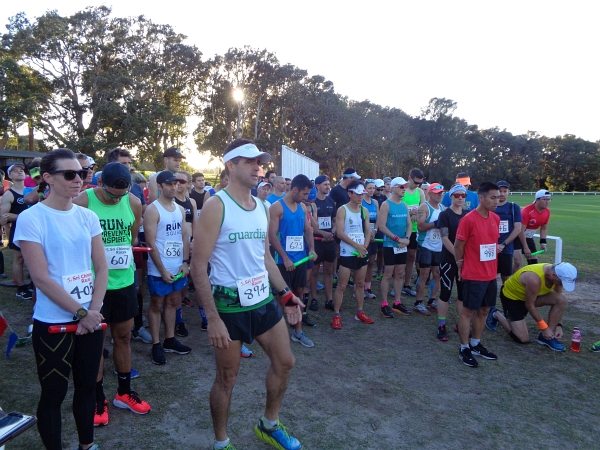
571, 327, 581, 352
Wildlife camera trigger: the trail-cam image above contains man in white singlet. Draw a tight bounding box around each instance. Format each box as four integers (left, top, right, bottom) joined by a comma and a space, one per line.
191, 139, 304, 450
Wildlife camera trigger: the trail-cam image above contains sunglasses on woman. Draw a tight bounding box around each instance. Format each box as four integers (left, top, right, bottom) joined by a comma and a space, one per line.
452, 193, 467, 198
48, 169, 89, 181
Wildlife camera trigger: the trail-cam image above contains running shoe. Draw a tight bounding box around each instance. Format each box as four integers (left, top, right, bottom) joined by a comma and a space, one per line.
332, 275, 338, 289
187, 281, 195, 293
325, 300, 334, 311
470, 342, 498, 360
426, 299, 438, 312
459, 347, 478, 368
27, 282, 35, 292
364, 289, 376, 299
151, 344, 167, 365
291, 331, 314, 348
302, 313, 316, 327
355, 311, 375, 324
93, 399, 109, 426
132, 327, 152, 344
309, 299, 319, 311
437, 325, 448, 341
331, 315, 342, 330
392, 302, 412, 316
375, 274, 383, 281
590, 341, 600, 352
486, 306, 499, 331
402, 286, 417, 297
317, 281, 324, 291
20, 288, 33, 300
413, 302, 431, 316
201, 322, 208, 331
381, 305, 394, 318
175, 322, 189, 337
163, 339, 191, 354
537, 333, 566, 352
347, 277, 354, 287
113, 391, 151, 414
182, 296, 194, 307
389, 289, 395, 297
241, 344, 253, 358
142, 315, 149, 328
254, 418, 302, 450
214, 441, 237, 450
113, 368, 140, 379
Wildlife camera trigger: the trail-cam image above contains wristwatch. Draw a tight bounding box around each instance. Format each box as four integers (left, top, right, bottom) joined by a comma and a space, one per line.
73, 307, 88, 321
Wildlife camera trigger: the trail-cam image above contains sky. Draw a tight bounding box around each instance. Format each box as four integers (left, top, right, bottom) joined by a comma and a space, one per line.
2, 1, 598, 169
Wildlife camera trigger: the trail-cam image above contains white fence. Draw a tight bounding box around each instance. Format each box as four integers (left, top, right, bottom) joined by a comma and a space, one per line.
511, 192, 600, 196
533, 234, 562, 264
281, 145, 319, 181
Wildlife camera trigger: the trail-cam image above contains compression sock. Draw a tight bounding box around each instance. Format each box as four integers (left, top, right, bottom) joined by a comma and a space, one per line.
438, 317, 446, 327
175, 307, 183, 324
116, 371, 131, 396
198, 306, 208, 325
430, 280, 435, 298
95, 378, 106, 404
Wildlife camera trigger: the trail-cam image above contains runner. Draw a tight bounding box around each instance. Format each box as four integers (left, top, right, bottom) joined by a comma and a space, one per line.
269, 174, 317, 347
145, 170, 191, 365
190, 172, 211, 216
329, 168, 360, 212
494, 181, 522, 283
73, 162, 151, 426
415, 183, 445, 315
256, 181, 272, 207
0, 163, 32, 300
362, 179, 379, 299
148, 147, 185, 203
266, 176, 286, 204
376, 177, 413, 318
15, 148, 108, 450
441, 172, 479, 211
372, 179, 386, 279
437, 184, 469, 341
309, 175, 337, 311
191, 139, 304, 450
402, 168, 426, 298
486, 262, 575, 352
382, 177, 392, 199
517, 189, 551, 267
455, 182, 500, 368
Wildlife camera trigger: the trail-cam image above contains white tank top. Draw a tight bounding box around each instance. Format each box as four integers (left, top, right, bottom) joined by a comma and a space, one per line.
422, 202, 444, 252
209, 190, 269, 288
147, 200, 184, 276
339, 205, 365, 256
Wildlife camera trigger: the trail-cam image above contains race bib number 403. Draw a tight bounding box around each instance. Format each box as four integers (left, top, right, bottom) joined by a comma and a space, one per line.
62, 271, 94, 304
236, 271, 269, 307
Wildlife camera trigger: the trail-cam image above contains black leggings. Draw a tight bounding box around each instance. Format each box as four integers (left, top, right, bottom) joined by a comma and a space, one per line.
439, 261, 463, 302
32, 320, 103, 449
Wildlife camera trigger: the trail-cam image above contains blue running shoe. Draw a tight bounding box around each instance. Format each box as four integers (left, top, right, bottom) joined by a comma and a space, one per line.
486, 306, 499, 331
254, 418, 302, 450
316, 281, 324, 291
241, 344, 253, 358
537, 333, 566, 352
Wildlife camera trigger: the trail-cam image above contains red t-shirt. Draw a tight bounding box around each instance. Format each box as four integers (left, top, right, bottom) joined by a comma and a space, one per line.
521, 203, 550, 233
456, 209, 500, 281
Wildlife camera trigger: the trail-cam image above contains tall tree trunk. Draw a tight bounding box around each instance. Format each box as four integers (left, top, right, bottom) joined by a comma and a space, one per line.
29, 123, 35, 151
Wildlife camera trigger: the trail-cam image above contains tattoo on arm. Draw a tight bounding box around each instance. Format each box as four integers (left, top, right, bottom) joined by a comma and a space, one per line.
440, 227, 449, 238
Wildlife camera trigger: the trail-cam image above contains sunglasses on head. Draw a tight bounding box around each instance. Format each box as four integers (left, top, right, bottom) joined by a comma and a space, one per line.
48, 169, 89, 181
102, 186, 129, 198
452, 193, 467, 198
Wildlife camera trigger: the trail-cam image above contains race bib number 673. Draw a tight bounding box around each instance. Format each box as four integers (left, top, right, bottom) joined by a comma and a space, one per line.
62, 271, 94, 304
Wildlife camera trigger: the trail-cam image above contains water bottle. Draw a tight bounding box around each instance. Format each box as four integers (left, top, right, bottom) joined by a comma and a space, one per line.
571, 327, 581, 352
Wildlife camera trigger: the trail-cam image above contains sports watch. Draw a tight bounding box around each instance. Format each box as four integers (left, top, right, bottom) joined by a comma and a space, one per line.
73, 307, 88, 321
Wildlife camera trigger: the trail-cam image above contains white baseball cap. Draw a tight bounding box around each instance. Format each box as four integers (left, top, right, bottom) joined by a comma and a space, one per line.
554, 262, 577, 292
390, 177, 408, 188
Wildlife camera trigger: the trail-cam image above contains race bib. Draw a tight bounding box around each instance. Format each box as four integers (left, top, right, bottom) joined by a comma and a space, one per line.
525, 229, 536, 238
349, 233, 365, 245
499, 220, 509, 234
318, 216, 332, 230
62, 271, 94, 305
394, 246, 407, 254
286, 236, 304, 252
236, 271, 270, 307
105, 246, 132, 270
480, 244, 496, 261
164, 240, 183, 258
430, 229, 441, 241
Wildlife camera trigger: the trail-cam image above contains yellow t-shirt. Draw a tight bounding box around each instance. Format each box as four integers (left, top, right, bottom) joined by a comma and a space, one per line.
502, 263, 555, 301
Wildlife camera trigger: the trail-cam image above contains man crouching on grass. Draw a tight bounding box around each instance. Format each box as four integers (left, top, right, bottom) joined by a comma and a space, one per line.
486, 262, 576, 352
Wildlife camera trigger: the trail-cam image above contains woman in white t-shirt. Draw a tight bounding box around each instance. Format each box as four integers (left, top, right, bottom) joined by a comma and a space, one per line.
14, 148, 108, 450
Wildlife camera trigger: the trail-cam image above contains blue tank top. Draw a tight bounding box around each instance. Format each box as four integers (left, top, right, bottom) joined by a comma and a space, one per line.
383, 200, 409, 248
362, 198, 377, 223
274, 199, 307, 264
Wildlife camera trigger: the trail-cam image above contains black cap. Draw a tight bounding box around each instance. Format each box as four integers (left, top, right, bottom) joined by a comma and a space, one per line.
163, 147, 186, 159
496, 180, 510, 188
102, 163, 131, 189
156, 170, 178, 184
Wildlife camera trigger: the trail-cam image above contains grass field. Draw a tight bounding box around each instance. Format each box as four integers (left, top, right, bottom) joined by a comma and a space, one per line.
509, 194, 600, 279
1, 193, 599, 449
